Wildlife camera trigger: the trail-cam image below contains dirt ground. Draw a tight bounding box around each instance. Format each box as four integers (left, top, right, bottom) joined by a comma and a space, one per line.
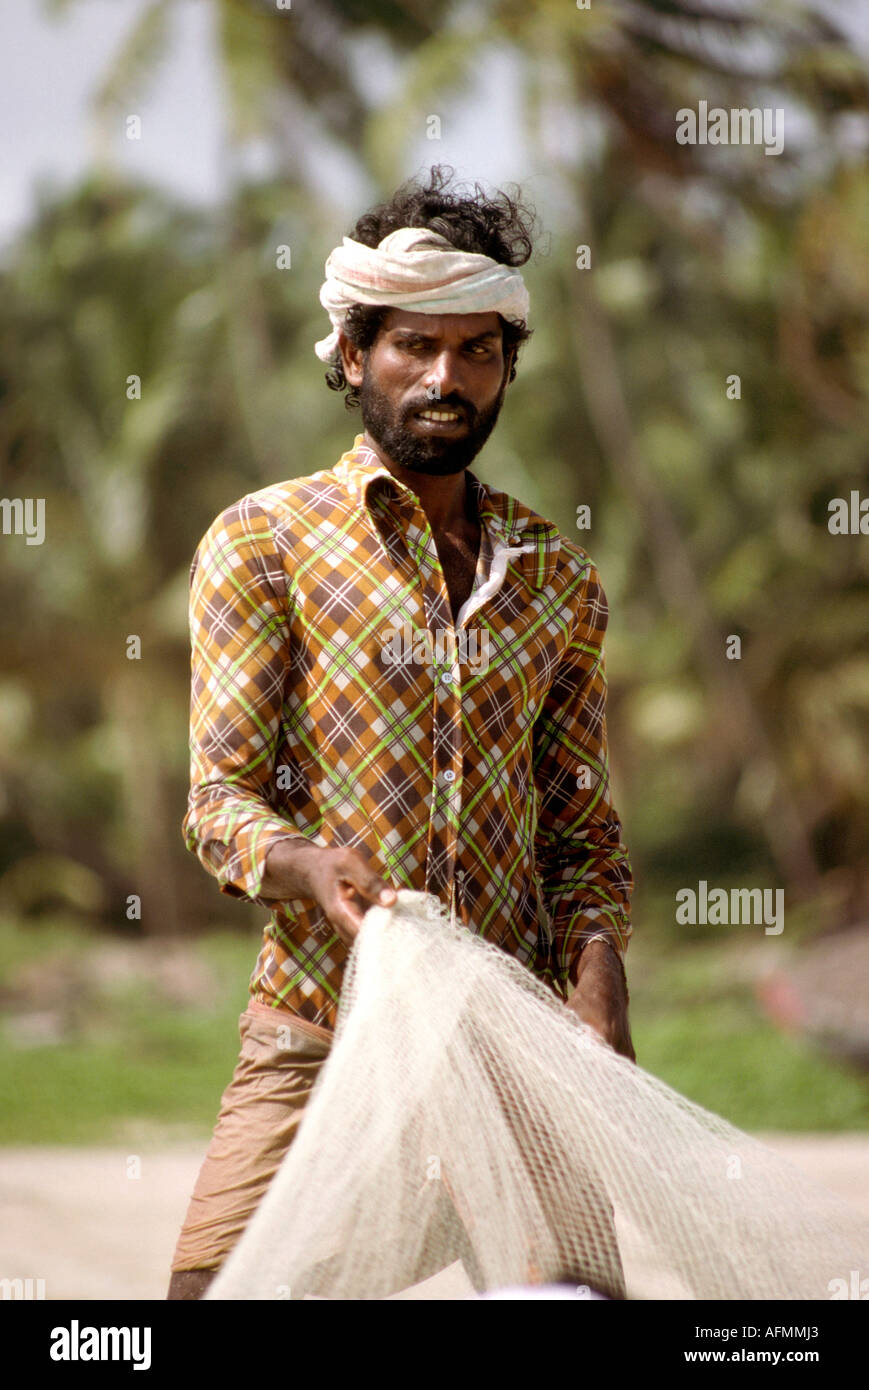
1, 1133, 867, 1300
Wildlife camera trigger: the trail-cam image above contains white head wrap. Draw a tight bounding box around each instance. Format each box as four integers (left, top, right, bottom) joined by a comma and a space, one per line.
314, 226, 530, 364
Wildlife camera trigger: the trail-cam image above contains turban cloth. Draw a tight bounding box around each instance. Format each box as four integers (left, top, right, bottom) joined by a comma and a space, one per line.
314, 226, 530, 364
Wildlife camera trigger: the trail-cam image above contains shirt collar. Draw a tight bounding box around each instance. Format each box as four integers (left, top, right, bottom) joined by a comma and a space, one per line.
333, 434, 561, 590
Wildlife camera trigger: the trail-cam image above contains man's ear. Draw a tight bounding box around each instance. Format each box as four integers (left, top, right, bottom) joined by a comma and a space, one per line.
338, 331, 365, 388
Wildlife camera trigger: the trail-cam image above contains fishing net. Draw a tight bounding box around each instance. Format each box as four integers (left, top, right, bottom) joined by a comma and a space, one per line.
207, 890, 869, 1300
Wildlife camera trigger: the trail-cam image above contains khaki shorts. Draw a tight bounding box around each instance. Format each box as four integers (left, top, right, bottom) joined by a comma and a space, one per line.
170, 999, 333, 1273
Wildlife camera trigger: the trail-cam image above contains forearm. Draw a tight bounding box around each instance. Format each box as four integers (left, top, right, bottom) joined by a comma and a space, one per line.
260, 837, 324, 900
532, 561, 633, 980
565, 937, 635, 1062
568, 936, 627, 994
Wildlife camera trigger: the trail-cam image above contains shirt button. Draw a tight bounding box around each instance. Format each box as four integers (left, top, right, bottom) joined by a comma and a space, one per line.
440, 670, 453, 684
443, 770, 456, 783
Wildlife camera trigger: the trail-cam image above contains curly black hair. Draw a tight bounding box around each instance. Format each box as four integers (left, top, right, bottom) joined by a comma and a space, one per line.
324, 165, 536, 408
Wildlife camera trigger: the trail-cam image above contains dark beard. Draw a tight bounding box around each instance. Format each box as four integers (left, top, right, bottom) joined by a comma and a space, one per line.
358, 370, 507, 477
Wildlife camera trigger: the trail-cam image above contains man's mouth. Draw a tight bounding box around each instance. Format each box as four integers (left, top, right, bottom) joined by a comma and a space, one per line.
412, 406, 467, 428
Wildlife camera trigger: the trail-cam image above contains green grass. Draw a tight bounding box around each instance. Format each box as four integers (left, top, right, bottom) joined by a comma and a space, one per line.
0, 913, 867, 1143
0, 912, 259, 1145
634, 1005, 869, 1130
628, 935, 869, 1130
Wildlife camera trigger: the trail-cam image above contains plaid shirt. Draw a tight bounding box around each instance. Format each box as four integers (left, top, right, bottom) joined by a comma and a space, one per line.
184, 434, 633, 1030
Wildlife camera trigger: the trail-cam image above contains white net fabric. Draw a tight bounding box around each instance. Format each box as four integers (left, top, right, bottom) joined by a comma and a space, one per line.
207, 890, 869, 1301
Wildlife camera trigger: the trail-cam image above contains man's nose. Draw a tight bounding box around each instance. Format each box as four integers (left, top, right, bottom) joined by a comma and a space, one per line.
425, 349, 466, 399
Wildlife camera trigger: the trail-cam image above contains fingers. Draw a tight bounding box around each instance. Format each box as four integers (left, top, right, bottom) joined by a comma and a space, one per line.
337, 849, 395, 902
338, 857, 396, 915
322, 850, 397, 947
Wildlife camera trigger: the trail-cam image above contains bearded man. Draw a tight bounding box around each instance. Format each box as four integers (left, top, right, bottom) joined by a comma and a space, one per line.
167, 166, 635, 1300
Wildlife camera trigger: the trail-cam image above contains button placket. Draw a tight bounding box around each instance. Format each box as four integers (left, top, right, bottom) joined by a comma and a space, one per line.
400, 501, 463, 880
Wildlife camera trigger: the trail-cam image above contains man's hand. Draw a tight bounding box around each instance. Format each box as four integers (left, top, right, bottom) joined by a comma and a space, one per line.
260, 840, 396, 948
566, 939, 636, 1062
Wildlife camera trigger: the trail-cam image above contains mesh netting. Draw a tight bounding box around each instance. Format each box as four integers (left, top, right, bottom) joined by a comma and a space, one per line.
207, 890, 869, 1300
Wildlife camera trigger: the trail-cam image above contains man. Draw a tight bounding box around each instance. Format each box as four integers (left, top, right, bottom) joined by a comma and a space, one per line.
168, 167, 634, 1300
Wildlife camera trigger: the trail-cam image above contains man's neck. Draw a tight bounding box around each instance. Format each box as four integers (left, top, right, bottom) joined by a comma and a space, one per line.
361, 430, 474, 534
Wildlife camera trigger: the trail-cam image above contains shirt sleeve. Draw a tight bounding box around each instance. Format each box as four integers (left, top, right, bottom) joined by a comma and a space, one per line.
532, 556, 633, 997
182, 495, 309, 905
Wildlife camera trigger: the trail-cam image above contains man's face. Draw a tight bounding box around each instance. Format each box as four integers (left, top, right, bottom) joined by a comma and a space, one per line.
341, 309, 513, 476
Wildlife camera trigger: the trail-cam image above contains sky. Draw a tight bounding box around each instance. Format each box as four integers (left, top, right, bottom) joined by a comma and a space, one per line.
0, 1, 223, 248
0, 0, 533, 253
